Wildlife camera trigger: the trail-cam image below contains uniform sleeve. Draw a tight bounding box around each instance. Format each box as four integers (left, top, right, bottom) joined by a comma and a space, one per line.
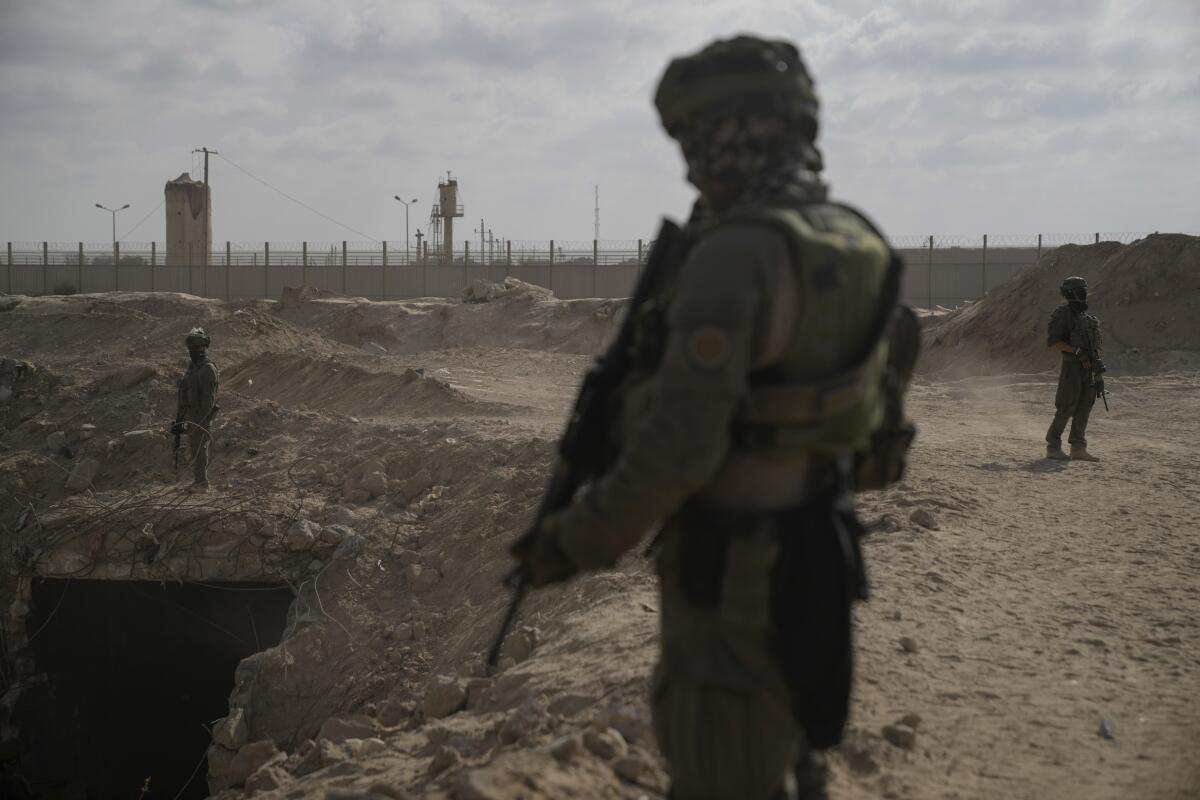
197, 364, 218, 421
555, 224, 785, 569
1046, 306, 1069, 348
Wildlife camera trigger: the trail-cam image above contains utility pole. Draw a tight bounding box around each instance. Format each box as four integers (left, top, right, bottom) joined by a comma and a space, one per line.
594, 184, 599, 242
192, 147, 217, 266
480, 219, 485, 264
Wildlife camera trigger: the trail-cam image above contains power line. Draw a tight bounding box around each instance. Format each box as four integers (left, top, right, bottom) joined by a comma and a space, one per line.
215, 153, 380, 243
118, 200, 165, 241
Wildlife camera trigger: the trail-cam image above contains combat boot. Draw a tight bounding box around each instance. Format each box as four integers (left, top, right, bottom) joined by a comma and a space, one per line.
1070, 446, 1100, 462
1046, 443, 1070, 461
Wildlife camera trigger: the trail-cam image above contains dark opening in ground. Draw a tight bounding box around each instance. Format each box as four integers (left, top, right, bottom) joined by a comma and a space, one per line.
16, 578, 294, 800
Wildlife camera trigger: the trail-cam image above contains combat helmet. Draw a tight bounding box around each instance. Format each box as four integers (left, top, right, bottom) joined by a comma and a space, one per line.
654, 35, 820, 140
1060, 276, 1088, 302
185, 327, 211, 349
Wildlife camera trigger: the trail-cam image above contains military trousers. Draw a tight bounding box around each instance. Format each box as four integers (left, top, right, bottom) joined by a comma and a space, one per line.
1046, 357, 1096, 447
651, 487, 861, 800
186, 423, 211, 484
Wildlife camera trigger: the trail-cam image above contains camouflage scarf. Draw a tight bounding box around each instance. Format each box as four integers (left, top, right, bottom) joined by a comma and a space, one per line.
676, 113, 827, 212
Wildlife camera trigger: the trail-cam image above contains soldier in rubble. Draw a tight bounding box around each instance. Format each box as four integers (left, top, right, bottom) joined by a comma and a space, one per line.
173, 328, 219, 491
1045, 276, 1103, 461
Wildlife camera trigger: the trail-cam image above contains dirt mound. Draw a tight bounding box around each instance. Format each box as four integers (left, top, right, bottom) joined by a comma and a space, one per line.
279, 285, 346, 306
223, 352, 509, 419
272, 280, 626, 356
921, 234, 1200, 375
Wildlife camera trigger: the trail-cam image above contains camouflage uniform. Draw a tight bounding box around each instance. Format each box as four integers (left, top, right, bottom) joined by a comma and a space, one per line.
1045, 297, 1102, 452
176, 329, 219, 487
522, 37, 897, 799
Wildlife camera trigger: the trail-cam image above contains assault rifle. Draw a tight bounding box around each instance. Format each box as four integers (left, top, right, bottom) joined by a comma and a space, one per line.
1080, 324, 1109, 412
172, 378, 186, 471
486, 218, 684, 673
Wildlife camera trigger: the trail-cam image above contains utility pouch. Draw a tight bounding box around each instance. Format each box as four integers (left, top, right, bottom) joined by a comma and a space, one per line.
853, 305, 920, 491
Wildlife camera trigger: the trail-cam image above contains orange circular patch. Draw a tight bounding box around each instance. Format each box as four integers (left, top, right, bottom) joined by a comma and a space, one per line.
687, 325, 732, 370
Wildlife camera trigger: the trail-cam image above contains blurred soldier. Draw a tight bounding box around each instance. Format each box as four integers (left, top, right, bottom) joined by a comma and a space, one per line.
515, 36, 913, 800
1045, 276, 1102, 461
173, 327, 219, 491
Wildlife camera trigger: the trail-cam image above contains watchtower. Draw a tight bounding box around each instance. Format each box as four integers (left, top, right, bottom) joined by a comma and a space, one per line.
164, 173, 210, 266
433, 173, 463, 262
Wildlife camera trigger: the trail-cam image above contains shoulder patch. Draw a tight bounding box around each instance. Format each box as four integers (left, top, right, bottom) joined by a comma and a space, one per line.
686, 325, 733, 370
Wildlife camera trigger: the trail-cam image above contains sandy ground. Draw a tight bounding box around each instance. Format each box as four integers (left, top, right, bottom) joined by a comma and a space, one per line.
2, 286, 1198, 800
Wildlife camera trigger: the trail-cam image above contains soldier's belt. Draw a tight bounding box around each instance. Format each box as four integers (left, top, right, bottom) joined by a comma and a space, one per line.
740, 364, 872, 428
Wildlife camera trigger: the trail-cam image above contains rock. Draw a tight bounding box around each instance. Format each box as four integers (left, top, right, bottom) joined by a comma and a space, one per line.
106, 364, 156, 389
244, 763, 290, 794
78, 423, 97, 440
583, 727, 628, 761
500, 625, 540, 664
465, 677, 492, 710
226, 740, 283, 787
429, 745, 461, 775
0, 386, 11, 403
361, 470, 388, 498
547, 693, 594, 717
612, 755, 649, 783
421, 676, 467, 719
881, 723, 917, 750
364, 782, 410, 799
213, 708, 249, 750
286, 518, 320, 551
898, 712, 922, 730
64, 458, 100, 493
122, 428, 159, 451
363, 341, 389, 355
397, 468, 433, 504
592, 704, 650, 744
206, 745, 237, 793
45, 431, 67, 452
879, 514, 902, 533
909, 509, 939, 529
377, 698, 412, 727
321, 523, 353, 545
898, 636, 919, 654
550, 734, 583, 762
498, 699, 545, 745
462, 279, 505, 303
405, 563, 441, 590
318, 714, 378, 744
1098, 719, 1115, 739
328, 506, 358, 526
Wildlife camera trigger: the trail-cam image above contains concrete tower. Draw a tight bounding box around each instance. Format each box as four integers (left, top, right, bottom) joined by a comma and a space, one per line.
165, 173, 210, 266
435, 174, 463, 262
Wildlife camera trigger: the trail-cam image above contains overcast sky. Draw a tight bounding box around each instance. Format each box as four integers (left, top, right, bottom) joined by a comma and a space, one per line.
2, 0, 1197, 247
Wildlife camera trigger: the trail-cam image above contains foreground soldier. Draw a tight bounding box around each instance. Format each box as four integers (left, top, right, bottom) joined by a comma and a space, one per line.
1045, 276, 1102, 461
513, 36, 908, 799
173, 328, 219, 491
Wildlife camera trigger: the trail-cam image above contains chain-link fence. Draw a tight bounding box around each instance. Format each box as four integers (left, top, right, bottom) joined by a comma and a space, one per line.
2, 232, 1190, 306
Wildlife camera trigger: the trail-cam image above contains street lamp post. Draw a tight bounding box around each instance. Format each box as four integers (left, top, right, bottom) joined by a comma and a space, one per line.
393, 196, 418, 264
95, 203, 130, 264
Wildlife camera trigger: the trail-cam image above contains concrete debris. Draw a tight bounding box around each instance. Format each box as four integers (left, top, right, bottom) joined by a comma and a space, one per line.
463, 279, 506, 304
121, 428, 159, 451
421, 676, 467, 719
318, 714, 379, 744
592, 703, 651, 745
213, 707, 249, 750
550, 734, 583, 762
244, 763, 291, 794
64, 457, 100, 493
1098, 719, 1116, 739
321, 523, 353, 546
287, 518, 321, 551
363, 341, 389, 355
499, 625, 540, 665
429, 745, 462, 775
583, 727, 628, 761
217, 739, 283, 790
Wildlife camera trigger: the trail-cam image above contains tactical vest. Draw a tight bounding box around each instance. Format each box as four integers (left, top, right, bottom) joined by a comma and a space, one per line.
179, 358, 219, 420
1065, 308, 1103, 354
626, 200, 901, 460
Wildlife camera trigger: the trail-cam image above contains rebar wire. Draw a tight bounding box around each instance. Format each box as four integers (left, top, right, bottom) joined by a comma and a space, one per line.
118, 200, 165, 241
216, 153, 381, 244
171, 739, 209, 800
24, 578, 71, 645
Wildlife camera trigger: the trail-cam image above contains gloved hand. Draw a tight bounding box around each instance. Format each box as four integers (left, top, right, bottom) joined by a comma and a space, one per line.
170, 420, 186, 436
510, 513, 579, 588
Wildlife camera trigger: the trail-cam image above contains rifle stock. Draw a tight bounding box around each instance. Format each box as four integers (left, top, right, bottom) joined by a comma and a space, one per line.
485, 219, 683, 674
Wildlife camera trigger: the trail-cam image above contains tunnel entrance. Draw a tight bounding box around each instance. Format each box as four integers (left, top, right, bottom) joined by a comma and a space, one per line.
15, 578, 294, 800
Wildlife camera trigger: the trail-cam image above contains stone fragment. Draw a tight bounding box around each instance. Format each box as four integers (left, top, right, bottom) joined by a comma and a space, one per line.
421, 676, 467, 719
547, 693, 594, 717
396, 468, 433, 504
550, 734, 582, 762
898, 712, 922, 730
899, 636, 919, 654
612, 755, 649, 783
226, 740, 283, 787
212, 707, 248, 750
592, 703, 650, 744
1098, 719, 1115, 740
363, 341, 389, 355
244, 764, 290, 794
64, 457, 100, 493
206, 745, 237, 793
377, 698, 412, 727
909, 509, 939, 529
45, 431, 67, 452
286, 518, 320, 551
0, 386, 11, 403
465, 677, 492, 710
500, 625, 540, 664
462, 279, 505, 303
318, 714, 378, 744
329, 506, 358, 526
321, 523, 353, 545
881, 723, 917, 750
361, 470, 388, 498
78, 423, 97, 440
583, 727, 628, 761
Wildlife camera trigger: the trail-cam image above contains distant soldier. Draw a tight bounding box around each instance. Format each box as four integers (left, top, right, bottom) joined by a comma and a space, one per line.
1045, 276, 1102, 461
173, 328, 219, 490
